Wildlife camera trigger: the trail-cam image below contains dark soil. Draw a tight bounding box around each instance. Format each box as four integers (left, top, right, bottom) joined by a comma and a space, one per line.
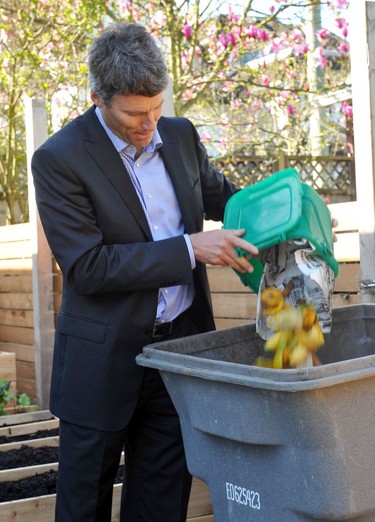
0, 465, 125, 502
0, 444, 60, 470
0, 427, 59, 444
0, 421, 123, 503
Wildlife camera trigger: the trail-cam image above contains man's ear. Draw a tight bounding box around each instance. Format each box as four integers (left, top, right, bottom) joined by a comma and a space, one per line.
90, 90, 103, 107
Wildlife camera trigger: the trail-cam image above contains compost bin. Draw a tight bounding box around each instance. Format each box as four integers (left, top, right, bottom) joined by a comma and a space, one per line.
136, 304, 375, 522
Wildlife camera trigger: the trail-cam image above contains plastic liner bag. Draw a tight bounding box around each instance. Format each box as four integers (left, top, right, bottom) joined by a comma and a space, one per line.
256, 240, 335, 341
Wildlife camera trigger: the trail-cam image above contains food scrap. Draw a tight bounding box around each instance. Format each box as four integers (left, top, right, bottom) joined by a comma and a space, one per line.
255, 287, 325, 369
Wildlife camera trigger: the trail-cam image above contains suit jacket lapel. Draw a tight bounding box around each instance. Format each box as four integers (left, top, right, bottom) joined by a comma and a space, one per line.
82, 106, 152, 240
158, 121, 200, 234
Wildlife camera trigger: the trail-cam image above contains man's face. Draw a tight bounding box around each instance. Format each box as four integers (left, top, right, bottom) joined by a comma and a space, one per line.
91, 91, 164, 154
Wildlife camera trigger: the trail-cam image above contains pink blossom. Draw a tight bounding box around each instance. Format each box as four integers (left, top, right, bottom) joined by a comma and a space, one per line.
262, 75, 271, 87
286, 103, 295, 115
182, 24, 192, 40
341, 101, 353, 117
294, 43, 309, 55
219, 31, 237, 48
315, 47, 328, 68
270, 39, 282, 54
317, 55, 328, 68
228, 32, 237, 45
182, 89, 194, 101
333, 0, 349, 8
257, 29, 269, 42
292, 29, 304, 43
336, 18, 348, 37
228, 6, 239, 23
338, 41, 349, 53
316, 28, 330, 41
219, 33, 228, 47
246, 25, 258, 39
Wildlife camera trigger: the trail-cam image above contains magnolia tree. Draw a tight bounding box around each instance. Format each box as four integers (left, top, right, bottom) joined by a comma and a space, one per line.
0, 0, 116, 223
112, 0, 351, 158
0, 0, 350, 223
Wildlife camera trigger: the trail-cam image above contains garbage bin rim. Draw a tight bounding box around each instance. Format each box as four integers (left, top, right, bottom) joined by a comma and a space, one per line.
136, 350, 375, 392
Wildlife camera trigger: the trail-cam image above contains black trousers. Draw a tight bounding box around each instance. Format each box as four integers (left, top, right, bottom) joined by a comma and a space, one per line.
55, 313, 199, 522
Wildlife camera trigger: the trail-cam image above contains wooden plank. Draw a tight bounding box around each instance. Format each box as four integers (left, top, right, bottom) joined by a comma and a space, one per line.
17, 360, 37, 380
209, 264, 361, 294
0, 293, 34, 311
211, 293, 258, 321
0, 436, 59, 452
208, 266, 245, 293
0, 274, 32, 293
0, 223, 31, 243
187, 478, 213, 518
15, 378, 37, 398
332, 293, 362, 308
0, 494, 57, 522
334, 263, 360, 293
215, 317, 254, 329
53, 272, 62, 293
1, 241, 32, 260
112, 479, 212, 522
333, 232, 360, 262
0, 258, 32, 271
0, 410, 54, 427
350, 1, 375, 299
0, 474, 211, 521
25, 97, 55, 410
0, 462, 59, 483
0, 326, 34, 345
0, 352, 16, 398
187, 515, 214, 522
328, 201, 358, 232
0, 310, 34, 328
0, 351, 16, 380
0, 419, 58, 439
0, 344, 35, 364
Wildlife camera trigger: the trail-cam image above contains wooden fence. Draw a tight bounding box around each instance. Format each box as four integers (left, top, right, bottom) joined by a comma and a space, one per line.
0, 201, 362, 400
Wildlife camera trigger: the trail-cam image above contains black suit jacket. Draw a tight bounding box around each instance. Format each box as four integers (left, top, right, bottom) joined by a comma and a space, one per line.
31, 105, 237, 431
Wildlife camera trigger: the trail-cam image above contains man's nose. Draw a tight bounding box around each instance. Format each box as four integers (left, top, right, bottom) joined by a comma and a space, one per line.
141, 112, 157, 131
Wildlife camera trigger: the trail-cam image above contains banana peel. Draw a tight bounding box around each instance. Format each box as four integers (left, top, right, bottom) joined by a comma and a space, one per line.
256, 287, 325, 369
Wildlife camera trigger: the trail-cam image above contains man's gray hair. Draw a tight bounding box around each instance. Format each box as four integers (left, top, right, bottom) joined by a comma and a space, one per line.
88, 23, 169, 104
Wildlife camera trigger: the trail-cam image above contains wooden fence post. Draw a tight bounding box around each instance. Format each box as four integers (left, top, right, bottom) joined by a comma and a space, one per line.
24, 96, 54, 409
350, 1, 375, 302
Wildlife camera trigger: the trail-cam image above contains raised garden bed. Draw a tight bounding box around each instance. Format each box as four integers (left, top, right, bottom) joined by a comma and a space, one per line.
0, 410, 213, 522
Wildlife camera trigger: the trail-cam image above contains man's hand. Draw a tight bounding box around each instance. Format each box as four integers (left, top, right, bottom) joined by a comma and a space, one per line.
189, 228, 259, 273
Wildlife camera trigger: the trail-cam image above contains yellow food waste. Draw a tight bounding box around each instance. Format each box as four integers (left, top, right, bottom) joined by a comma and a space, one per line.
256, 288, 325, 369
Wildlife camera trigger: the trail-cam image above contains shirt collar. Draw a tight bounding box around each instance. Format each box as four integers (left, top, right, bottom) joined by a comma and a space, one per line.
95, 105, 163, 154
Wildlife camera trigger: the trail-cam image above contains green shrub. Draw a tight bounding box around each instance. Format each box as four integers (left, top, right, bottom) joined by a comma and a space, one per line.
0, 379, 32, 416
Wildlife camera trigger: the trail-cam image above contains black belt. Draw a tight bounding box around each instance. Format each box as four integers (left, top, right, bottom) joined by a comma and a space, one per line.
152, 309, 189, 340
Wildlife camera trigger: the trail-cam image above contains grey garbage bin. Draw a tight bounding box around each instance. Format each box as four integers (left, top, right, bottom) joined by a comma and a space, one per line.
136, 304, 375, 522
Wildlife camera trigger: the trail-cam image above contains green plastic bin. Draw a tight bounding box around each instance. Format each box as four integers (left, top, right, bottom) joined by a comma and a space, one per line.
223, 168, 338, 291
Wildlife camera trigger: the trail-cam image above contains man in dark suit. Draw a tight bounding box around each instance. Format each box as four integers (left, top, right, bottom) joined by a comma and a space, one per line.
31, 22, 258, 522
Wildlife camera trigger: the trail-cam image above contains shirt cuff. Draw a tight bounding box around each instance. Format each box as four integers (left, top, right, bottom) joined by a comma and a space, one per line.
183, 234, 196, 270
